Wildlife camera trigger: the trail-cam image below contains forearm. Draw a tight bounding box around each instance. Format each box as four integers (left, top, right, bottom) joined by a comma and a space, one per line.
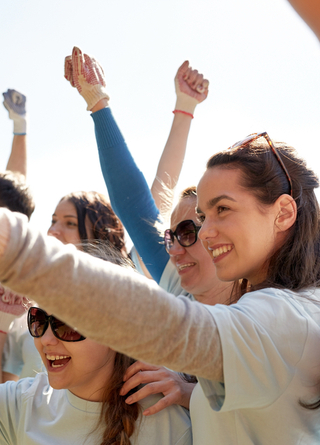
92, 107, 169, 282
151, 113, 192, 212
6, 135, 27, 177
0, 209, 222, 381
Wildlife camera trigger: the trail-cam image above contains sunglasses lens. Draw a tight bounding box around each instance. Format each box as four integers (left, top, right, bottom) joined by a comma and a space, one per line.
229, 134, 257, 151
51, 319, 83, 342
176, 220, 197, 247
27, 307, 84, 342
164, 229, 174, 252
28, 307, 46, 338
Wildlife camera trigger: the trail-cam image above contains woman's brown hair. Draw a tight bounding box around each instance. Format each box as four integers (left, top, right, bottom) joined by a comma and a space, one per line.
62, 191, 127, 257
206, 137, 320, 293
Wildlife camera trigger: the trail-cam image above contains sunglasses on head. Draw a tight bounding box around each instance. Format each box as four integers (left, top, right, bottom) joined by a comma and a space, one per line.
228, 132, 293, 197
27, 307, 86, 342
164, 219, 201, 253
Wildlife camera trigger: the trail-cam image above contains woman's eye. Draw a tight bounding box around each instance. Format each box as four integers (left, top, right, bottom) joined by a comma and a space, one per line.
217, 206, 229, 214
66, 221, 77, 227
50, 219, 57, 225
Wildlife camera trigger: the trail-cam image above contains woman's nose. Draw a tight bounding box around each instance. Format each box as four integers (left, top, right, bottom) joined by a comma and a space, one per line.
168, 238, 187, 257
198, 218, 218, 242
48, 223, 61, 238
40, 325, 59, 346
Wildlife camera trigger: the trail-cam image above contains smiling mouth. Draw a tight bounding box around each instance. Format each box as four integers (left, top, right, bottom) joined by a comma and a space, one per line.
178, 263, 196, 271
46, 354, 71, 368
211, 245, 233, 259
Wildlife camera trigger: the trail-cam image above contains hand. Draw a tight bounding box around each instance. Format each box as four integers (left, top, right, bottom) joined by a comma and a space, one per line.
174, 61, 209, 115
64, 46, 110, 111
3, 89, 27, 134
0, 284, 30, 333
120, 360, 196, 416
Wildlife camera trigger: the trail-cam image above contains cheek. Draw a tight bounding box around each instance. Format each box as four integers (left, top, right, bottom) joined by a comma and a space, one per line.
34, 338, 44, 357
191, 242, 211, 262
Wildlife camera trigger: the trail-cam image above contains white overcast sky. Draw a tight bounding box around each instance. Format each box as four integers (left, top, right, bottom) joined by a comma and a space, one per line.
1, 0, 320, 240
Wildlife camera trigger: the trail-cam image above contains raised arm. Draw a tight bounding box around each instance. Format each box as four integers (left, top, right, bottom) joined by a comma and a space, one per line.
3, 90, 27, 177
151, 61, 209, 215
64, 47, 168, 283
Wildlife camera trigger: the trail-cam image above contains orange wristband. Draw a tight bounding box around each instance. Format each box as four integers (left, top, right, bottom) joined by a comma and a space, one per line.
173, 109, 194, 119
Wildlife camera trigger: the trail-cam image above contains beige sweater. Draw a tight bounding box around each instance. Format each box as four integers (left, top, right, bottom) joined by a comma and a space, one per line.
0, 208, 222, 381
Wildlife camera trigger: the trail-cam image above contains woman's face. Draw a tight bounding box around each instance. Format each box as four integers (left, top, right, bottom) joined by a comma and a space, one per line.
34, 321, 116, 401
47, 199, 92, 247
197, 167, 281, 285
168, 196, 232, 304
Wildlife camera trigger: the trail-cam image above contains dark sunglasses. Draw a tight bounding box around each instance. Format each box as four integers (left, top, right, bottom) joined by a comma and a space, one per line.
164, 219, 201, 253
228, 132, 293, 197
27, 307, 86, 342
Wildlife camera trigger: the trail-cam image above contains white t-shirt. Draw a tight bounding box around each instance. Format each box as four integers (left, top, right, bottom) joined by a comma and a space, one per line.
0, 373, 192, 445
190, 287, 320, 444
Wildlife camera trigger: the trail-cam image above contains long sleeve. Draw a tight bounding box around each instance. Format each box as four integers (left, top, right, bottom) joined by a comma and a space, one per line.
92, 108, 169, 283
0, 209, 222, 381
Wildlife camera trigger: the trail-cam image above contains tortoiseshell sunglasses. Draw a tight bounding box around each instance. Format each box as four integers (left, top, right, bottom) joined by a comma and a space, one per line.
228, 132, 293, 197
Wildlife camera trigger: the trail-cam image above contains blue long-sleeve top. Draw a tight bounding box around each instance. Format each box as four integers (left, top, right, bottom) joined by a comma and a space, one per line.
92, 107, 168, 284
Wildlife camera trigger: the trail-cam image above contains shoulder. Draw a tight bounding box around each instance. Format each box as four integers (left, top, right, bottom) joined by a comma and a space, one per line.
135, 394, 191, 445
0, 373, 51, 409
205, 287, 320, 323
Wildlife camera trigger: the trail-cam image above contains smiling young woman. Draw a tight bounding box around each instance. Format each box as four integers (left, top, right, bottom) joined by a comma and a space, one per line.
0, 246, 192, 445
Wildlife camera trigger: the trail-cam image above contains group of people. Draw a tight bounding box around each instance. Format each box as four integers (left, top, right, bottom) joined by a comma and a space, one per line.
0, 1, 320, 442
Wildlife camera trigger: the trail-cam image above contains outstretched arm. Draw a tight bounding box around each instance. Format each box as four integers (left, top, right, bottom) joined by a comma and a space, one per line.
3, 90, 27, 177
151, 61, 209, 215
0, 208, 223, 382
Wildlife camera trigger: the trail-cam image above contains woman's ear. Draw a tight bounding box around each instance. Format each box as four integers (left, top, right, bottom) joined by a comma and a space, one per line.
275, 194, 297, 232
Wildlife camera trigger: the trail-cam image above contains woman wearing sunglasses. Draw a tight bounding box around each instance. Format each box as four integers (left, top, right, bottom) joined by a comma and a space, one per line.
0, 247, 191, 445
0, 130, 319, 444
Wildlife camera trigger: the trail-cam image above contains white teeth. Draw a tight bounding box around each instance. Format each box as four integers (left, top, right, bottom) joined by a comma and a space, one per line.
52, 363, 64, 368
46, 355, 70, 361
178, 263, 195, 271
212, 245, 232, 258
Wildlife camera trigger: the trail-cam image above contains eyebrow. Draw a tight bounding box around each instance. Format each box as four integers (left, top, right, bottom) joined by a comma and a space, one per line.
52, 213, 77, 219
196, 194, 236, 213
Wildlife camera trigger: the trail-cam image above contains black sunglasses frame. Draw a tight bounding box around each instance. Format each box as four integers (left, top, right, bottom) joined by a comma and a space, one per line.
228, 132, 293, 197
164, 219, 201, 253
27, 307, 86, 342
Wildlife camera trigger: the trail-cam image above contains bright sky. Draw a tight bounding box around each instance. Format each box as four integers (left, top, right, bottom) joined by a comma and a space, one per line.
1, 0, 320, 241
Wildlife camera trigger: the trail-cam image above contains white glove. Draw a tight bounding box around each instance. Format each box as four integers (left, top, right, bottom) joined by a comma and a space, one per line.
65, 46, 110, 111
3, 89, 27, 135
